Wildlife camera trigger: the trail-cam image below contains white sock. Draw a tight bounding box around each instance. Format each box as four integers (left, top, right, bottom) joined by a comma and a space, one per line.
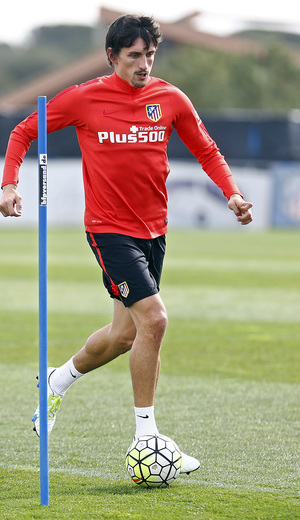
134, 406, 159, 439
49, 357, 84, 397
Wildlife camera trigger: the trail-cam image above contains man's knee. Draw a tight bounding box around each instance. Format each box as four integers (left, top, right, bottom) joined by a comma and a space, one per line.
136, 305, 168, 343
150, 308, 168, 336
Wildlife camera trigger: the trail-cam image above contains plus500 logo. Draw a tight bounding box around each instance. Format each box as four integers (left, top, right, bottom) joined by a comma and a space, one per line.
98, 128, 166, 144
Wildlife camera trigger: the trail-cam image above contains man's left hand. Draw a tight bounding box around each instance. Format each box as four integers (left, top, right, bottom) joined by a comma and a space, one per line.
228, 194, 253, 225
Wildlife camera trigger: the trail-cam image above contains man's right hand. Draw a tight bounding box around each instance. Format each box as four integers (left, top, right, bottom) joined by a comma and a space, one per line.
0, 184, 22, 217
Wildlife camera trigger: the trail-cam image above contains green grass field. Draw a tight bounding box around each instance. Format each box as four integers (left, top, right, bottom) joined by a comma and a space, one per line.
0, 228, 299, 519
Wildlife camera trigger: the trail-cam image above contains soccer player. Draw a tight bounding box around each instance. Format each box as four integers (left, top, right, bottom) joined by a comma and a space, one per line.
0, 15, 253, 475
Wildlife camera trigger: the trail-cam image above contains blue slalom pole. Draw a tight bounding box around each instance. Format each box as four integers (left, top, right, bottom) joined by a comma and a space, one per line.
38, 96, 49, 506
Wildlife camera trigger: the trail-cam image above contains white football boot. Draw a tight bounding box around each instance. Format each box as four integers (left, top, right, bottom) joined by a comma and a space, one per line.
32, 367, 62, 437
180, 451, 200, 474
153, 434, 200, 475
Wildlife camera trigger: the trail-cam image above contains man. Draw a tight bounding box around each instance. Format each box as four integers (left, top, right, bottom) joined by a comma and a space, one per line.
0, 15, 253, 475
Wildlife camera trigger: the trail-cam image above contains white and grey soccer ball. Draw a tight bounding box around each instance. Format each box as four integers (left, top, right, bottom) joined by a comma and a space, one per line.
125, 434, 182, 487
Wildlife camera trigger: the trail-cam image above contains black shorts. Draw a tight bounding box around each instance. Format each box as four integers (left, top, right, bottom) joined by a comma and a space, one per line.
86, 232, 166, 307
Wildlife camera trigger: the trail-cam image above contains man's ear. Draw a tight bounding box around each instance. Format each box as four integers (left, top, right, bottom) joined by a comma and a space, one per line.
107, 47, 117, 65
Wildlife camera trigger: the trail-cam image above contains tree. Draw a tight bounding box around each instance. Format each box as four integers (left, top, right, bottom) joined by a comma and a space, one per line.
153, 43, 300, 111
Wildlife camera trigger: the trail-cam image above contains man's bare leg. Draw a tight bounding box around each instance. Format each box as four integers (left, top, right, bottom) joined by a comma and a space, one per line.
73, 299, 136, 374
128, 293, 167, 404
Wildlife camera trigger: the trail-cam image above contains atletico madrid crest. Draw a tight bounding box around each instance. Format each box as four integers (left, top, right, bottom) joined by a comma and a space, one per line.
146, 104, 162, 122
118, 281, 130, 298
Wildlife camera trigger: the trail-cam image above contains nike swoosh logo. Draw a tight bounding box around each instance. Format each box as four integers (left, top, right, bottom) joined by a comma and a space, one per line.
137, 414, 149, 419
69, 369, 77, 378
103, 109, 120, 116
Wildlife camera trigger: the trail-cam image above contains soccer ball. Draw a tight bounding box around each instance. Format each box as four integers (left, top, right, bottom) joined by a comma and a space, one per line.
125, 434, 182, 487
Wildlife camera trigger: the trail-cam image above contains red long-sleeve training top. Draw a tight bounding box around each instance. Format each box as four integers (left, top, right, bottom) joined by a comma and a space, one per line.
2, 72, 242, 238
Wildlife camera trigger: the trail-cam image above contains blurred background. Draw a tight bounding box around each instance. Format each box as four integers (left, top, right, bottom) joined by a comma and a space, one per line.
1, 2, 300, 230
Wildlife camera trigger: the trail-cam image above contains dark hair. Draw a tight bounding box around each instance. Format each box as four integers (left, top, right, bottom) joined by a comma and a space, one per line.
105, 15, 162, 66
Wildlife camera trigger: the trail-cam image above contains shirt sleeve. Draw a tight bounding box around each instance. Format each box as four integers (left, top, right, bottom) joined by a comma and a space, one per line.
170, 87, 243, 200
1, 84, 83, 188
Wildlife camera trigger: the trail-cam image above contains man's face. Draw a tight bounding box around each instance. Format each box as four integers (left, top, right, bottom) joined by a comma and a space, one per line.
108, 37, 156, 88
